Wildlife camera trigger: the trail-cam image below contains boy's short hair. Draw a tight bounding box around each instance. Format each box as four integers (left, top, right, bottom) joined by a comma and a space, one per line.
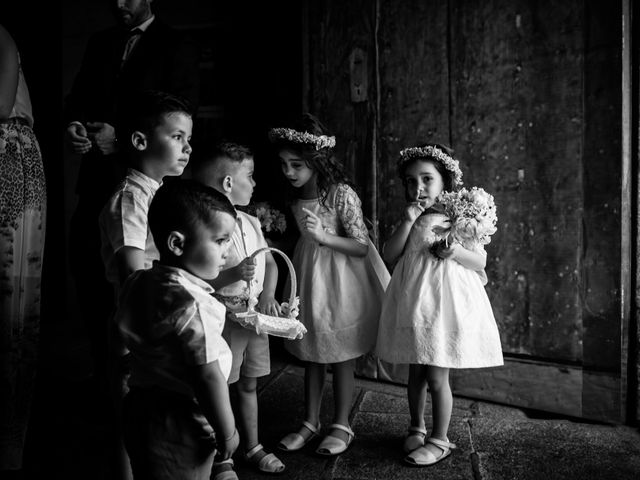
116, 89, 193, 151
191, 141, 253, 177
149, 179, 237, 257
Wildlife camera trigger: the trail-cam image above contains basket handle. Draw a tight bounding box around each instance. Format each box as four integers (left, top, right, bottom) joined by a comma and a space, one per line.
248, 247, 297, 307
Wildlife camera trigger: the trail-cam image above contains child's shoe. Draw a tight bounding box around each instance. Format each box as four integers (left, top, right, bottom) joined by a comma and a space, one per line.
404, 437, 456, 466
315, 423, 354, 456
278, 420, 320, 451
211, 458, 238, 480
403, 425, 428, 453
244, 443, 285, 474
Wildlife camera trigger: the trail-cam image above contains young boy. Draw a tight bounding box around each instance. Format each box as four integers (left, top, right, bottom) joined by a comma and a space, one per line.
191, 142, 285, 474
115, 179, 240, 479
98, 89, 193, 479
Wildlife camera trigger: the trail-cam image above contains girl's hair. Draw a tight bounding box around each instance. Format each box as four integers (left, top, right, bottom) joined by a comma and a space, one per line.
148, 178, 237, 258
397, 143, 457, 194
272, 113, 352, 206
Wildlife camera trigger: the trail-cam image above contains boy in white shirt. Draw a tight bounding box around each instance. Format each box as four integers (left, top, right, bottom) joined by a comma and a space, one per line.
192, 142, 285, 474
116, 179, 239, 479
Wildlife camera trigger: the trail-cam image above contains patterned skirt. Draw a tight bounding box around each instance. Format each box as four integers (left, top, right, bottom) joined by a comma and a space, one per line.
0, 119, 46, 470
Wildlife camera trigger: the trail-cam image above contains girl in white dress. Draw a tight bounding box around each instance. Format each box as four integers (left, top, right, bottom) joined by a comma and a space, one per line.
268, 114, 389, 457
375, 144, 503, 467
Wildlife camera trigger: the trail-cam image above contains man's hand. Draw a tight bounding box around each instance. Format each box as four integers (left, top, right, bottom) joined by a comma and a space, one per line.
65, 122, 92, 154
87, 121, 118, 155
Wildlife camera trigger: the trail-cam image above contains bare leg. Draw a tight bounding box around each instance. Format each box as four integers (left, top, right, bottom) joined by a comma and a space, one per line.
234, 376, 259, 451
304, 362, 326, 431
407, 364, 429, 430
326, 359, 355, 443
425, 366, 452, 449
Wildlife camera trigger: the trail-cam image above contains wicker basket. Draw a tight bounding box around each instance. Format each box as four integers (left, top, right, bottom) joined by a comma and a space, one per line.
234, 247, 307, 340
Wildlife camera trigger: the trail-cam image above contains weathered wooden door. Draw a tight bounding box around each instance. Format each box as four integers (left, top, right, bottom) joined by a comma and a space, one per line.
304, 0, 631, 422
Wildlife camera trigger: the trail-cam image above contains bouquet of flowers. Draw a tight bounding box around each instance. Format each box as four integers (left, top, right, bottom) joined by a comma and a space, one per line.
247, 201, 287, 235
431, 186, 498, 249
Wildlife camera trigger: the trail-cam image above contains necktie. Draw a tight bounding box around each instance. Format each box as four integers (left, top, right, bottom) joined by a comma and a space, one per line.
121, 28, 143, 67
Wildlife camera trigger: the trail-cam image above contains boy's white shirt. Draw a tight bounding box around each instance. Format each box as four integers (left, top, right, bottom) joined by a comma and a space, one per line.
215, 210, 268, 300
99, 168, 161, 290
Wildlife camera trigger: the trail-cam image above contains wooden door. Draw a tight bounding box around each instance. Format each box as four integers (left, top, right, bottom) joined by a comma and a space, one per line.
304, 0, 630, 422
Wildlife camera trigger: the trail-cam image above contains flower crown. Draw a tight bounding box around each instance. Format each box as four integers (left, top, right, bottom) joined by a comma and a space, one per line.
398, 145, 463, 186
268, 127, 336, 150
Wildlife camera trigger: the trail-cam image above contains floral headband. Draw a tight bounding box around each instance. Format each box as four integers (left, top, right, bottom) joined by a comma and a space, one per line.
398, 145, 463, 186
268, 127, 336, 150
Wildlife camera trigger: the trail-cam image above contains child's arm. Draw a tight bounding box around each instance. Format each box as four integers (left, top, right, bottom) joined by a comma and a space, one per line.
382, 202, 424, 263
192, 360, 239, 459
115, 246, 146, 286
434, 242, 487, 271
301, 207, 368, 257
257, 252, 280, 315
208, 257, 256, 289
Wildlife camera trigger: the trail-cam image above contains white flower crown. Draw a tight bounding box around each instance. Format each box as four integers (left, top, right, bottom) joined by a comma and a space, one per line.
268, 127, 336, 150
399, 145, 463, 186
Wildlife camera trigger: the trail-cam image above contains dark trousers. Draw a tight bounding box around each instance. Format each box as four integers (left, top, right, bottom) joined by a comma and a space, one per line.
123, 387, 217, 480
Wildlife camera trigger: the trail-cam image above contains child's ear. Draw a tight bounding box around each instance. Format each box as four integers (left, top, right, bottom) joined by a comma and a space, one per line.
222, 175, 233, 194
167, 231, 186, 256
131, 131, 147, 151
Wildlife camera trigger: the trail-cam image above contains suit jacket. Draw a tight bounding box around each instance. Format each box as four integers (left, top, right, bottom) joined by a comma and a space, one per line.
65, 18, 200, 200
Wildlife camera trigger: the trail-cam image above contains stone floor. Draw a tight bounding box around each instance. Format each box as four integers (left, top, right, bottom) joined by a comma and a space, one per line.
17, 322, 640, 480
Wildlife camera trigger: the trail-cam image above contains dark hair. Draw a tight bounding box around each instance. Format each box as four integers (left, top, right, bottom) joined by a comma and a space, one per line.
271, 113, 352, 206
148, 179, 236, 257
116, 89, 193, 152
191, 141, 253, 175
397, 143, 456, 195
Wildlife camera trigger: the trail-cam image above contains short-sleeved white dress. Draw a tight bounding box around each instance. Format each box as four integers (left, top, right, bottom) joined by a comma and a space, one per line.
285, 184, 390, 364
375, 212, 503, 368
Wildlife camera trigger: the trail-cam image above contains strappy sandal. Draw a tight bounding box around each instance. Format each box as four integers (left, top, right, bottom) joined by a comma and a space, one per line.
403, 425, 428, 453
244, 443, 285, 474
278, 420, 321, 452
404, 437, 456, 466
211, 458, 238, 480
315, 423, 355, 456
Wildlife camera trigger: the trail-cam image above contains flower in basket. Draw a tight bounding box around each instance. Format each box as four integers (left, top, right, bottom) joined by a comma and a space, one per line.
250, 201, 287, 235
431, 186, 498, 251
280, 296, 300, 320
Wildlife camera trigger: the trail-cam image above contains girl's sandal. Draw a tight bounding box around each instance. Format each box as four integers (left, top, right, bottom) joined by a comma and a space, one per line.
404, 437, 456, 467
244, 443, 285, 474
211, 458, 238, 480
403, 426, 428, 453
315, 423, 355, 456
278, 420, 321, 452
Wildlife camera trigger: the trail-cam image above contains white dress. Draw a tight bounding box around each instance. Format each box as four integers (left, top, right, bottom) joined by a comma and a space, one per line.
375, 213, 503, 368
285, 184, 390, 363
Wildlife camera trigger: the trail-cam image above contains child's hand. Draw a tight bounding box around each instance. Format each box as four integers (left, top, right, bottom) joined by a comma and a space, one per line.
430, 240, 458, 260
301, 208, 326, 243
403, 202, 425, 223
217, 428, 239, 460
236, 257, 256, 282
257, 294, 281, 317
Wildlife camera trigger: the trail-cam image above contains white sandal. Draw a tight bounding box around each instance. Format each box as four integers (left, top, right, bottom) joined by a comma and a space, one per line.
403, 425, 428, 453
278, 420, 321, 452
315, 423, 355, 456
211, 458, 238, 480
244, 443, 285, 474
404, 437, 456, 466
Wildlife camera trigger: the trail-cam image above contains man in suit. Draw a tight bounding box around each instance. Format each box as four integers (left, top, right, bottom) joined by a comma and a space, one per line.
63, 1, 200, 465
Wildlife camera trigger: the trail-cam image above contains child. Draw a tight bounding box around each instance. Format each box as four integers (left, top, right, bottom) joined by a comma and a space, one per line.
191, 142, 285, 474
268, 114, 389, 456
375, 144, 503, 466
115, 179, 240, 480
98, 89, 193, 479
